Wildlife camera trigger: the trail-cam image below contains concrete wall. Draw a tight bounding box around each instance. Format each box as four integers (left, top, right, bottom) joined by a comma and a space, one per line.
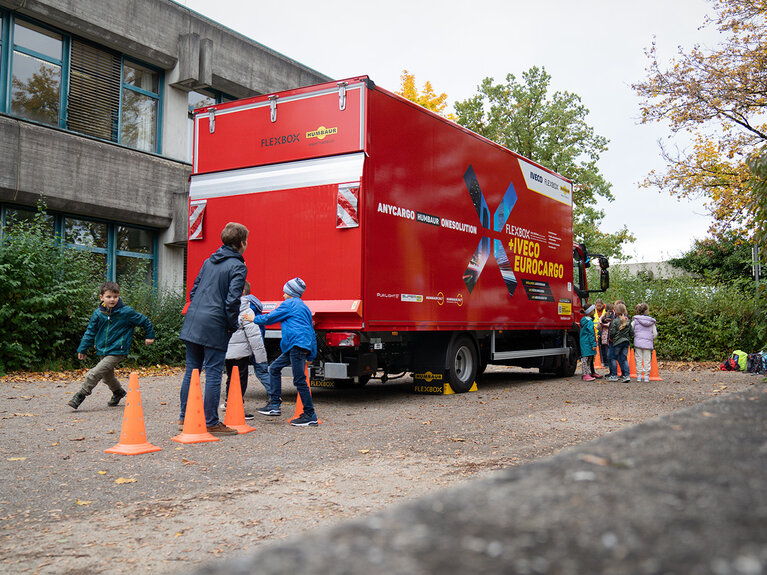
0, 0, 331, 290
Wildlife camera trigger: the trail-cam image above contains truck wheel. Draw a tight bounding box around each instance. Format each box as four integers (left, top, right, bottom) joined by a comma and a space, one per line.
446, 336, 478, 393
557, 334, 579, 377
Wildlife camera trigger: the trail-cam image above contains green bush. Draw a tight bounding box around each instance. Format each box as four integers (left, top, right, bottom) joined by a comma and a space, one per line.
0, 208, 100, 373
0, 205, 187, 374
118, 269, 186, 366
598, 267, 767, 361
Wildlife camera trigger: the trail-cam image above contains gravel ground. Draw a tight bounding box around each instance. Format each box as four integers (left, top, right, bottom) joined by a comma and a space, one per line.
0, 363, 759, 574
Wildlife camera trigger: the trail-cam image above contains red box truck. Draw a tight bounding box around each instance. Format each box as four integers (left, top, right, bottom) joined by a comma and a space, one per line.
188, 76, 609, 393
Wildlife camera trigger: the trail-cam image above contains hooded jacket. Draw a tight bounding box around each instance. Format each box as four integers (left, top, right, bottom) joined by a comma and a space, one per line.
179, 245, 247, 351
226, 297, 267, 362
78, 299, 155, 356
579, 315, 597, 357
632, 314, 658, 349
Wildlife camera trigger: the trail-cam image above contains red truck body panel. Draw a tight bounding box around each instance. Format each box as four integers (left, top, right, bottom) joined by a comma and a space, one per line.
189, 77, 575, 334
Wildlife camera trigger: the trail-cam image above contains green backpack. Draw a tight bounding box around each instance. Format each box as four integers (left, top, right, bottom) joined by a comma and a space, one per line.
732, 350, 748, 371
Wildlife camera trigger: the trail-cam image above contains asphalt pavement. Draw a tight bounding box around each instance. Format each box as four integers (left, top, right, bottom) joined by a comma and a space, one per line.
194, 384, 767, 575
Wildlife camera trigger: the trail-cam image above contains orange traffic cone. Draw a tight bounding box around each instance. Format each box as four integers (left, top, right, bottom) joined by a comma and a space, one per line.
628, 347, 637, 378
289, 364, 322, 424
649, 350, 663, 381
172, 369, 220, 444
224, 366, 255, 434
105, 373, 161, 455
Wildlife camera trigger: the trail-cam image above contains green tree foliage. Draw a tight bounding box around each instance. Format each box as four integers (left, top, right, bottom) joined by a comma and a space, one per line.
634, 0, 767, 246
454, 67, 634, 259
602, 267, 766, 361
669, 230, 755, 285
0, 206, 99, 372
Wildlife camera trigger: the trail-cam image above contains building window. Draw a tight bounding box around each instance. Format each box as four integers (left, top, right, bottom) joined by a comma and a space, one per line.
0, 11, 163, 154
116, 224, 155, 284
121, 60, 160, 153
1, 205, 157, 285
68, 39, 121, 141
10, 20, 63, 127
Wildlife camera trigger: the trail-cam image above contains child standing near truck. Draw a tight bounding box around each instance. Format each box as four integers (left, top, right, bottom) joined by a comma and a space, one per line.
632, 302, 658, 382
609, 302, 634, 383
223, 281, 268, 419
68, 282, 155, 410
253, 277, 319, 426
579, 304, 599, 381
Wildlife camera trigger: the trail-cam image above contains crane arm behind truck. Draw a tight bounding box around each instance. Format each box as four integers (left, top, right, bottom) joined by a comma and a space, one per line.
189, 76, 610, 393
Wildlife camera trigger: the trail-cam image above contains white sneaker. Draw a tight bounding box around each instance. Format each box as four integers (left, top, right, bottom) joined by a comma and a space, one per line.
644, 374, 650, 383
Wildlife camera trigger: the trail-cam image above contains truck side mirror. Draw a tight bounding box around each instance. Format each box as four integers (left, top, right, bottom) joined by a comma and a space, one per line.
599, 256, 609, 269
600, 268, 610, 291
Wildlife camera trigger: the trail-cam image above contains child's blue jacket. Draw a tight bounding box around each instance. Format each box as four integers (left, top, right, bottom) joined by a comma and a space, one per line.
77, 299, 155, 356
253, 297, 316, 360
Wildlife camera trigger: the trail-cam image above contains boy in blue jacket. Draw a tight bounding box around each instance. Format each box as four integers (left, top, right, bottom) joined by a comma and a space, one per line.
253, 277, 318, 426
68, 282, 155, 410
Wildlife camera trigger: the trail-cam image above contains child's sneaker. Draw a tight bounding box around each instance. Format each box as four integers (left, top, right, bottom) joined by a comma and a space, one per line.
644, 374, 650, 383
67, 391, 86, 410
606, 375, 618, 381
290, 413, 318, 426
591, 373, 603, 379
257, 404, 281, 416
582, 374, 595, 382
621, 376, 631, 383
107, 387, 127, 407
244, 412, 255, 420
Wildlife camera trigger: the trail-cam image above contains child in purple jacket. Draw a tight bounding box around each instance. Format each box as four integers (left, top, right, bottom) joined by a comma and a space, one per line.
632, 302, 658, 383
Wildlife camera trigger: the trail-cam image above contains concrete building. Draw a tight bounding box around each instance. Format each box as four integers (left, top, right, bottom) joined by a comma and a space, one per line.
0, 0, 330, 289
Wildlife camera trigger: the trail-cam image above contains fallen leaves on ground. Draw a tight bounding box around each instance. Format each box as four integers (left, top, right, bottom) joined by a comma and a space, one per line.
0, 365, 184, 383
114, 477, 136, 484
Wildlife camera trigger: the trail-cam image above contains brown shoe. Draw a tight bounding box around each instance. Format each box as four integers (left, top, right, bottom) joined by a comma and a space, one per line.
206, 422, 237, 435
178, 419, 184, 431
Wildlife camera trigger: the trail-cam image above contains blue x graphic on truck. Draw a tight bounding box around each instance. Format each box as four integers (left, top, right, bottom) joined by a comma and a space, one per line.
462, 165, 518, 297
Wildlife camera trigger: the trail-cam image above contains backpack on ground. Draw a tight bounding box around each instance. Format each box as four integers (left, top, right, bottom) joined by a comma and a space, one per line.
720, 357, 739, 371
732, 350, 748, 371
746, 353, 766, 374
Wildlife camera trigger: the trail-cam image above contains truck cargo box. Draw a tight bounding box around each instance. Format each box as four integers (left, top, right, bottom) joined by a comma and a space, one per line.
189, 77, 606, 391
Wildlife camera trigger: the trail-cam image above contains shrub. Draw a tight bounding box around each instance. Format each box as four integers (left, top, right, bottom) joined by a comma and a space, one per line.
118, 270, 186, 366
0, 207, 100, 373
599, 267, 767, 361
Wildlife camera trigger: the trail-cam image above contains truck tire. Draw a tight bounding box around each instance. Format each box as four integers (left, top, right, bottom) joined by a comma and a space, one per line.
446, 335, 478, 393
557, 333, 579, 377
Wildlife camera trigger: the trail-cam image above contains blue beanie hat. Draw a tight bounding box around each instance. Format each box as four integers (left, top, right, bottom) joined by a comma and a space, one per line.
283, 277, 306, 298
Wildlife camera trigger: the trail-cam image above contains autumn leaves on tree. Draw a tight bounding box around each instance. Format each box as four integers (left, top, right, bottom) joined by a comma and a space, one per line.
634, 0, 767, 245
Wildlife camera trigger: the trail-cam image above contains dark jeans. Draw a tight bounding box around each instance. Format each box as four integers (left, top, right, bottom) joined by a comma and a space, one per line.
599, 343, 609, 367
611, 342, 630, 378
267, 346, 314, 417
179, 342, 226, 426
225, 357, 250, 401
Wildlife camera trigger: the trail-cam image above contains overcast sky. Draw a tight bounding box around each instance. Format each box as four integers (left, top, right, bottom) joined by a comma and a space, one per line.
179, 0, 723, 262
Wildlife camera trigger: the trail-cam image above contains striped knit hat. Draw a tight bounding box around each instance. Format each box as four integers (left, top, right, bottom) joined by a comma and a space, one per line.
283, 277, 306, 298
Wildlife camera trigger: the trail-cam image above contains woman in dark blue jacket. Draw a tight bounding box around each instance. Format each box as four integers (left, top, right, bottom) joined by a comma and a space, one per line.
178, 222, 248, 435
